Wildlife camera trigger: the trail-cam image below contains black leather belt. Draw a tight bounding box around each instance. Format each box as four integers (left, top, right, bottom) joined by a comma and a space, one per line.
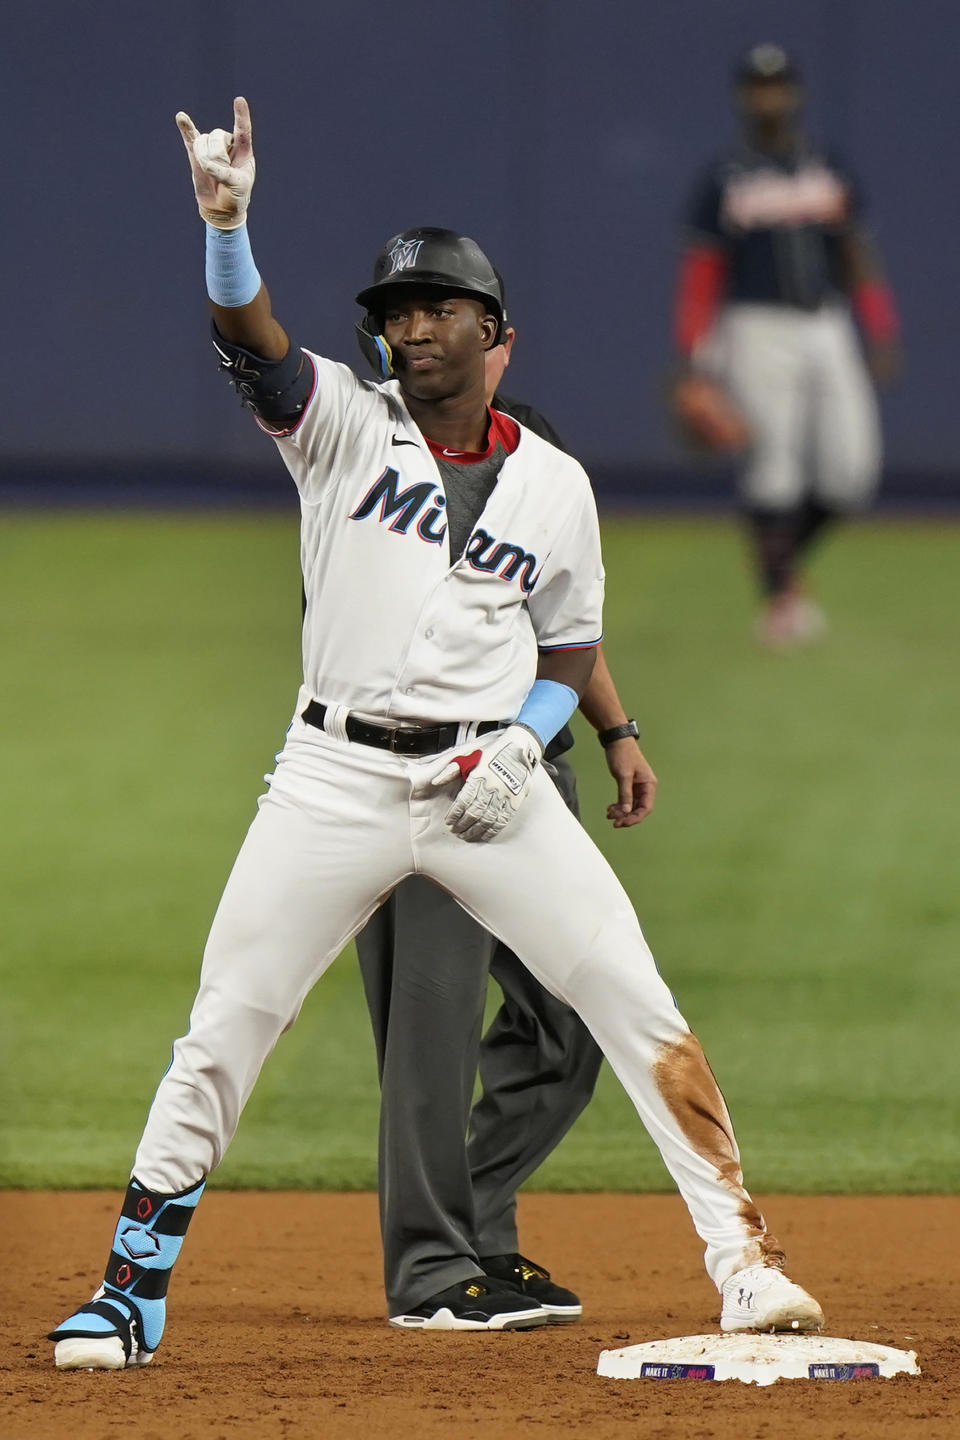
301, 700, 504, 757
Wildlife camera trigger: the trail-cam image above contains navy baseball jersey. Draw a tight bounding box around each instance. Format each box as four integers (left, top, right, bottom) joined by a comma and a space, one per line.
685, 143, 862, 310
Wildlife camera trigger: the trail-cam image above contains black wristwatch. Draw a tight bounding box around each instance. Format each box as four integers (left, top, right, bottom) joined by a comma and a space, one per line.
597, 719, 639, 749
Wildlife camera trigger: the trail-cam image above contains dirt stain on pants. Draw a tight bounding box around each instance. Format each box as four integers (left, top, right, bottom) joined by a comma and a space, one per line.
653, 1030, 786, 1269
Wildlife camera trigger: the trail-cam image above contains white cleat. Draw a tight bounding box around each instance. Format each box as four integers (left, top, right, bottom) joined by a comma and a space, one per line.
50, 1291, 155, 1371
54, 1336, 154, 1370
720, 1264, 824, 1334
790, 596, 828, 645
753, 592, 827, 650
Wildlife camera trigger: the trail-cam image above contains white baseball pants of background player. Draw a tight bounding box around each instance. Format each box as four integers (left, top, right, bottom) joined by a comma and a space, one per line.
133, 698, 780, 1289
710, 303, 881, 510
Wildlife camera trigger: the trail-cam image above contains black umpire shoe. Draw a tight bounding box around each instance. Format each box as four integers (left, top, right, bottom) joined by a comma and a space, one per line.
479, 1253, 582, 1324
388, 1276, 548, 1331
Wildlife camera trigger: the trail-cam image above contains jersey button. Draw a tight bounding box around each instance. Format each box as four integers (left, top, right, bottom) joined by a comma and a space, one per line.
404, 686, 415, 695
425, 628, 434, 639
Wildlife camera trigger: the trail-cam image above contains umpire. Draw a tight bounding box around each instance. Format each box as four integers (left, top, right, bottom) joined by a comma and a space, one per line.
356, 326, 655, 1326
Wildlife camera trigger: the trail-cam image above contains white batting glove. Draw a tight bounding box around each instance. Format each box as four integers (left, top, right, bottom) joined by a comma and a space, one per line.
175, 95, 256, 230
431, 725, 543, 843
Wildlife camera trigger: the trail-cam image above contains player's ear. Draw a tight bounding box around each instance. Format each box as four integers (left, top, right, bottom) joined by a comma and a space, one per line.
479, 312, 499, 350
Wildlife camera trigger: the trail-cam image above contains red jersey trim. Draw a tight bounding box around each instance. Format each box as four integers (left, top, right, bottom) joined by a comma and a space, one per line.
425, 406, 521, 464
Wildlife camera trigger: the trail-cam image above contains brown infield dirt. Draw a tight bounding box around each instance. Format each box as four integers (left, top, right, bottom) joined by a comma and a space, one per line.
2, 1193, 957, 1440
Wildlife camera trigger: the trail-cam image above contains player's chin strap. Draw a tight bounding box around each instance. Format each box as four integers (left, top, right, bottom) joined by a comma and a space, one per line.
355, 314, 394, 380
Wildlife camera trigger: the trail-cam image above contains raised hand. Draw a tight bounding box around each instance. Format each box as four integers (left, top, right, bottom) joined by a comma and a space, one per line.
175, 96, 256, 230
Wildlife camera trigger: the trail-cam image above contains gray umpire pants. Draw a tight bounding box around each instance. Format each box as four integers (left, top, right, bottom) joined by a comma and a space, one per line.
355, 754, 603, 1315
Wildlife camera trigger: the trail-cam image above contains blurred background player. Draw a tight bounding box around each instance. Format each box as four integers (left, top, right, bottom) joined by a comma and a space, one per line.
356, 324, 657, 1327
673, 42, 901, 647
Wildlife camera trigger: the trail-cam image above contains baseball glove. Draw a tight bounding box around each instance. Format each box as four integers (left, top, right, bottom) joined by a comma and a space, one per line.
670, 372, 751, 455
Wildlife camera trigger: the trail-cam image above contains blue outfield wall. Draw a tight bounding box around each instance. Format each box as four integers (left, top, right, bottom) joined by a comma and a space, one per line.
3, 0, 959, 501
1, 461, 955, 514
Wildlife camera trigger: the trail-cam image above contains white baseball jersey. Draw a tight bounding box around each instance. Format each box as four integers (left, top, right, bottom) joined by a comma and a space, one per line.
126, 329, 785, 1307
268, 352, 604, 724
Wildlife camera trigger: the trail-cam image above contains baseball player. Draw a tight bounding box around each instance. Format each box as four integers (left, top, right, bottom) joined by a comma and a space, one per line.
674, 43, 900, 646
50, 96, 823, 1367
358, 325, 654, 1326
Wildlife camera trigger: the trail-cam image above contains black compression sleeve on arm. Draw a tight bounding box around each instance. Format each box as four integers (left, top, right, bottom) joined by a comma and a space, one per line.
211, 321, 314, 431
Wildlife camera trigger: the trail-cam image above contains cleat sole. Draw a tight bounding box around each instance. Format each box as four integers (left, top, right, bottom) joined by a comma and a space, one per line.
54, 1337, 127, 1371
389, 1305, 548, 1331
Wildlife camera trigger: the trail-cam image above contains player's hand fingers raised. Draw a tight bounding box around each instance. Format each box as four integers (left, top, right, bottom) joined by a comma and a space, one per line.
176, 109, 223, 216
176, 104, 256, 229
231, 96, 253, 162
175, 111, 200, 151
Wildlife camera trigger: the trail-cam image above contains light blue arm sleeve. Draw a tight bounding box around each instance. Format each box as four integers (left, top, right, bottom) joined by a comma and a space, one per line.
516, 677, 579, 748
205, 222, 261, 306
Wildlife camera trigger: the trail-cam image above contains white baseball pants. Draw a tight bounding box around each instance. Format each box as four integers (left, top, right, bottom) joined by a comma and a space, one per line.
711, 303, 882, 511
134, 699, 780, 1288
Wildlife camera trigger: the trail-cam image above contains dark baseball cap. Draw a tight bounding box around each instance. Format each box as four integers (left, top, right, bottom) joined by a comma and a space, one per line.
734, 43, 801, 85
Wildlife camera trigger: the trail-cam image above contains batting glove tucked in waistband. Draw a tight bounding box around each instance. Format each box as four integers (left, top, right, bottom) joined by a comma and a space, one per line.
431, 725, 543, 843
176, 95, 256, 230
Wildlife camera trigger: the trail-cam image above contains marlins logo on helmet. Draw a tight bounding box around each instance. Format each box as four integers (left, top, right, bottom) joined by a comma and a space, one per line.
387, 238, 425, 275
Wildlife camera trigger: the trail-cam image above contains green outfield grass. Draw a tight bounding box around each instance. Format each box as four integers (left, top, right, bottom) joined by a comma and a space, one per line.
1, 511, 957, 1192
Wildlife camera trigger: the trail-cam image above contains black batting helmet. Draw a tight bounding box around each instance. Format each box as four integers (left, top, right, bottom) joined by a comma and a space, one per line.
356, 227, 506, 341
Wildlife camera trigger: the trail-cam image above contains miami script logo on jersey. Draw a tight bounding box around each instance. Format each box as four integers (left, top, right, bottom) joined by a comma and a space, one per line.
386, 238, 424, 276
350, 468, 541, 592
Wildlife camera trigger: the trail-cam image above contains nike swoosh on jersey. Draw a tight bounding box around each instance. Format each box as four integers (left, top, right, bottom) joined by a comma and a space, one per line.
391, 436, 419, 447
